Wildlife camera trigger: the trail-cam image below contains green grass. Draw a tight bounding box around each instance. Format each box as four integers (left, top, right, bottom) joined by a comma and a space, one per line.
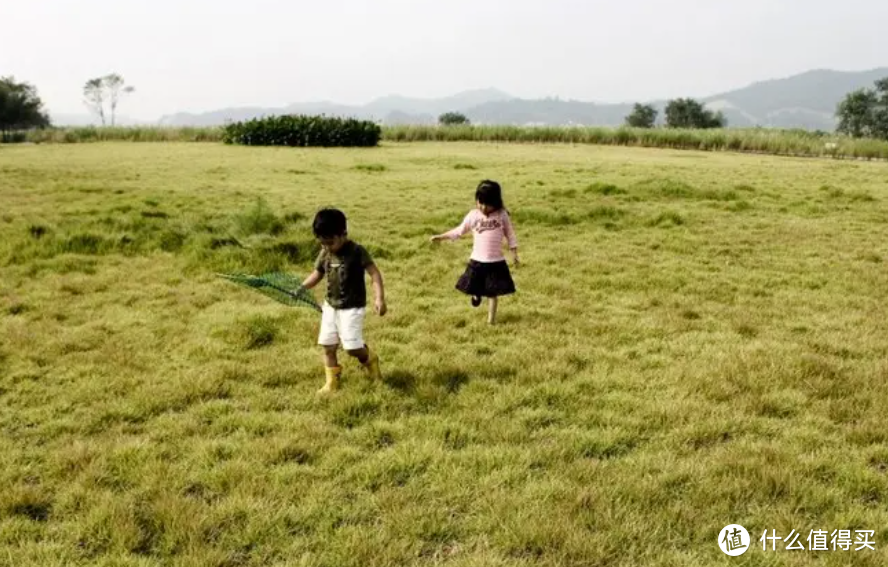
2, 142, 888, 566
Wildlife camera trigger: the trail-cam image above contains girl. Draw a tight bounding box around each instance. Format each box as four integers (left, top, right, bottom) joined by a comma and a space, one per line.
431, 179, 519, 325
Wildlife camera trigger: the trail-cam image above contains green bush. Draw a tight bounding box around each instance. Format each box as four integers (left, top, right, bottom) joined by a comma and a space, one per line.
439, 112, 470, 125
1, 132, 27, 143
221, 114, 381, 147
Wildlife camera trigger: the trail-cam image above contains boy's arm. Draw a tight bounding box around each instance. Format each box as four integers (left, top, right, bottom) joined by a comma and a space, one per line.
304, 251, 326, 289
366, 263, 387, 315
302, 270, 324, 289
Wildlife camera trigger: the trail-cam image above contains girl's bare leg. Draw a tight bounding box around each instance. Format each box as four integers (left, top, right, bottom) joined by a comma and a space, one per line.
487, 296, 498, 325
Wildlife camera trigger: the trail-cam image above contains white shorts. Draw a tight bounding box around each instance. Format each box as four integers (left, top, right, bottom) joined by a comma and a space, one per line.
317, 302, 366, 350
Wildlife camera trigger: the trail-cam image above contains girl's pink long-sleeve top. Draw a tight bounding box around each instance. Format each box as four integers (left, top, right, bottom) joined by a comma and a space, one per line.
442, 209, 518, 262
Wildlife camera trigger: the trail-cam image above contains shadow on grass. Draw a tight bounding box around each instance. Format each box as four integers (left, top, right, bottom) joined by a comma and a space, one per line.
383, 370, 418, 394
383, 368, 471, 396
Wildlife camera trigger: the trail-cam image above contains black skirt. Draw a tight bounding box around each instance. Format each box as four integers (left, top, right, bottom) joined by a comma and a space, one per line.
455, 260, 516, 297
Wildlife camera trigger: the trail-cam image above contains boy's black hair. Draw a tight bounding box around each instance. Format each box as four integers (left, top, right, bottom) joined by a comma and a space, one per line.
312, 208, 347, 238
475, 179, 505, 211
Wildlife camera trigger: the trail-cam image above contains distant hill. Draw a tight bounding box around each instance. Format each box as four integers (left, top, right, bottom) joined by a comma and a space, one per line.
701, 68, 888, 130
460, 68, 888, 129
362, 88, 513, 117
158, 88, 512, 127
155, 68, 888, 130
464, 98, 634, 127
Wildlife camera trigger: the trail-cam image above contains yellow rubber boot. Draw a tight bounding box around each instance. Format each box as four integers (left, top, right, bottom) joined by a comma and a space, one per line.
317, 366, 341, 395
362, 349, 382, 382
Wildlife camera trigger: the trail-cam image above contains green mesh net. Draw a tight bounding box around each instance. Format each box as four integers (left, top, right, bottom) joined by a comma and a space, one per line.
217, 272, 322, 312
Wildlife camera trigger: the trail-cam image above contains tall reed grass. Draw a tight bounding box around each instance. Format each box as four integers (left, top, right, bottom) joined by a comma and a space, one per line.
24, 126, 223, 143
15, 124, 888, 160
384, 125, 888, 159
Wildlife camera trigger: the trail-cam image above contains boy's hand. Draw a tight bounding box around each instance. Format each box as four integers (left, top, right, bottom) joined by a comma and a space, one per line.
429, 235, 445, 243
302, 270, 323, 290
375, 298, 387, 316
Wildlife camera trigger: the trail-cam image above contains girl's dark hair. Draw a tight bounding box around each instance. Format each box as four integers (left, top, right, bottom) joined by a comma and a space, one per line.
312, 208, 347, 238
475, 179, 505, 211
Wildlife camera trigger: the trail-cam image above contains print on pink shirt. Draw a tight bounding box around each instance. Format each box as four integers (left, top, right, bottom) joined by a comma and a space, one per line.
443, 209, 518, 263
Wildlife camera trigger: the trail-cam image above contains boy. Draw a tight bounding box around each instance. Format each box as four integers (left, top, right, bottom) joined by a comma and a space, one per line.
301, 208, 386, 394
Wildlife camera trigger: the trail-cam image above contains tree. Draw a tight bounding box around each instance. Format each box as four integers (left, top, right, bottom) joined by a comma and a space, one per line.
104, 74, 135, 126
836, 77, 888, 140
625, 103, 658, 128
664, 98, 726, 129
439, 111, 469, 125
0, 76, 50, 139
83, 73, 135, 126
83, 78, 105, 125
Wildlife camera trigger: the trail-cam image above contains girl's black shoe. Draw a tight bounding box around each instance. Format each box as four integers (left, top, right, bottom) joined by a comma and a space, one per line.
471, 295, 482, 307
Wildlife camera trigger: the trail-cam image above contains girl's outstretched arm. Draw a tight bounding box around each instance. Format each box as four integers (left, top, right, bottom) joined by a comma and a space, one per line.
430, 211, 473, 242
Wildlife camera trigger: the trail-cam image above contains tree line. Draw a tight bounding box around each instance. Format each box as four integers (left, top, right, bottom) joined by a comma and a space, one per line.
622, 79, 888, 136
2, 74, 887, 141
440, 80, 888, 136
1, 73, 134, 138
624, 99, 726, 129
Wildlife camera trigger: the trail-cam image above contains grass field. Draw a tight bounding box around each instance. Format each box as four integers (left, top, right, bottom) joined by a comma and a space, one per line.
2, 142, 888, 566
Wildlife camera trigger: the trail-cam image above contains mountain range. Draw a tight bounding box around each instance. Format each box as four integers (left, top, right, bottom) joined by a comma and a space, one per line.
55, 68, 888, 130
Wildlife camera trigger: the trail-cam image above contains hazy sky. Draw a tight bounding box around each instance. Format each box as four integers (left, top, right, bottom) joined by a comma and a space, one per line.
3, 0, 886, 120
